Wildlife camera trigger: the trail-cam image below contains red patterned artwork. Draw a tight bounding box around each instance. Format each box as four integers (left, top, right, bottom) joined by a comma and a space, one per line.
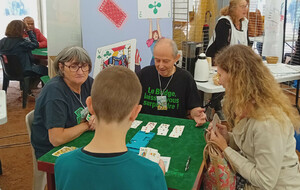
98, 0, 127, 28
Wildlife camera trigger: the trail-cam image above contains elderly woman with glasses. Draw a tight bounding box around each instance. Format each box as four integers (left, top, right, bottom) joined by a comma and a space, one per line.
31, 46, 94, 159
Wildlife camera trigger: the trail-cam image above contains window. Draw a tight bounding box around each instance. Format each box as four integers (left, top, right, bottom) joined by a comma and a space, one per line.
0, 0, 39, 38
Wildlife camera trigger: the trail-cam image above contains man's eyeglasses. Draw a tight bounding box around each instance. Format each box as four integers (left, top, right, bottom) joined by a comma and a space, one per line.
64, 63, 90, 72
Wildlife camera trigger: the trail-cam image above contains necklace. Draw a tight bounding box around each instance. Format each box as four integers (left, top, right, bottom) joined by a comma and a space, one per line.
158, 72, 174, 96
70, 89, 85, 109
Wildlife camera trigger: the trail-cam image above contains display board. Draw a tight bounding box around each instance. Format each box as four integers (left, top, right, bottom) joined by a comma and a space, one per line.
46, 0, 82, 56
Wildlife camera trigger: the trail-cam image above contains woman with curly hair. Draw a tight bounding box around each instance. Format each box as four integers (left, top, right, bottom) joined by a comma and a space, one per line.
207, 44, 300, 189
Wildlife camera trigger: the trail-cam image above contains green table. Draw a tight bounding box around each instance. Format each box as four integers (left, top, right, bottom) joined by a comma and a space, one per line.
32, 48, 47, 58
38, 113, 208, 190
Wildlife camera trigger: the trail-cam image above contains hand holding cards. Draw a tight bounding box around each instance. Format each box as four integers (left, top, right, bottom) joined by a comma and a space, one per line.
139, 147, 171, 172
211, 113, 221, 131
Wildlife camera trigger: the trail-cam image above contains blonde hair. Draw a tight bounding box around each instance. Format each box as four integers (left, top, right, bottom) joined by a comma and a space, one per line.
91, 66, 142, 123
220, 0, 246, 24
215, 44, 300, 131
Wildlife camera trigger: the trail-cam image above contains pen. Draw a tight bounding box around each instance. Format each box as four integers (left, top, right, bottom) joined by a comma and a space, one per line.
184, 156, 191, 172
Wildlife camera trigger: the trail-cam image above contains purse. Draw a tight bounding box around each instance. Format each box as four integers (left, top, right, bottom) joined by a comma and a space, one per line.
203, 140, 236, 190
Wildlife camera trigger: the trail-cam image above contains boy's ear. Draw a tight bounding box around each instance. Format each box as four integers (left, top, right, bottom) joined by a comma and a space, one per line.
86, 96, 95, 115
129, 104, 142, 122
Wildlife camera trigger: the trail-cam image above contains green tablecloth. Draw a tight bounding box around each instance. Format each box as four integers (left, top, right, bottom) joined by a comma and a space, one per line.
32, 48, 47, 56
39, 113, 208, 190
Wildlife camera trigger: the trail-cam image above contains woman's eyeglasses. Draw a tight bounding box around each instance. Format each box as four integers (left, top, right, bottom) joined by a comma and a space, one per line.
64, 63, 90, 72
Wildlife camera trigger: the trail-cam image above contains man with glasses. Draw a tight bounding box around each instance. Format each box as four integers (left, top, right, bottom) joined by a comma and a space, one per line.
31, 46, 94, 160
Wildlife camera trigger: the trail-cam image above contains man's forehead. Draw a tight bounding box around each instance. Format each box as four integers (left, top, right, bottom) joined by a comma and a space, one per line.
25, 18, 34, 23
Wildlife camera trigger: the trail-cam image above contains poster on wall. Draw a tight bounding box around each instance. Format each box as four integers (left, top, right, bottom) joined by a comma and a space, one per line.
137, 0, 171, 19
93, 39, 137, 78
262, 0, 284, 61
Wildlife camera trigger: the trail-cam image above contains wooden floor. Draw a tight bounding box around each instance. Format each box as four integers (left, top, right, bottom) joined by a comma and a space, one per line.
0, 69, 299, 189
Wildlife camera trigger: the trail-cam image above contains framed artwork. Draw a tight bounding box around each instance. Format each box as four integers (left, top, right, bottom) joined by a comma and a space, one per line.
93, 39, 136, 78
138, 0, 171, 19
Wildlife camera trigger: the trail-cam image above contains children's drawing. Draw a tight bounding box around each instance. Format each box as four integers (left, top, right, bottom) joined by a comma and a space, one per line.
146, 18, 162, 66
93, 39, 136, 78
138, 0, 171, 19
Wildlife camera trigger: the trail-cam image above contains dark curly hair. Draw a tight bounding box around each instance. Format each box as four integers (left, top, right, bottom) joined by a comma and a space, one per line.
5, 20, 26, 37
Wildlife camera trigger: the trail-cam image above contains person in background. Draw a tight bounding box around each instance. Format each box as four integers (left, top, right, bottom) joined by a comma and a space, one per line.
0, 20, 48, 78
23, 16, 47, 48
206, 0, 250, 59
206, 0, 250, 120
207, 44, 300, 189
137, 38, 206, 127
31, 46, 94, 160
55, 66, 167, 190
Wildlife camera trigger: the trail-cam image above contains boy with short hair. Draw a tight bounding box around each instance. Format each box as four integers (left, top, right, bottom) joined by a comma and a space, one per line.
55, 66, 167, 190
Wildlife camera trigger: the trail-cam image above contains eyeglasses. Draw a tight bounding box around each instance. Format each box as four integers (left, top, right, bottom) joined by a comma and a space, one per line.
239, 4, 248, 9
64, 63, 90, 72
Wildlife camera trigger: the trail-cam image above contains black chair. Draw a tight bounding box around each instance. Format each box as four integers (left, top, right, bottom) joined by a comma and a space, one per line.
0, 54, 31, 108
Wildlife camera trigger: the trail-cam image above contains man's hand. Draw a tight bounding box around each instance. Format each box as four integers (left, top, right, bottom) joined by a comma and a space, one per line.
190, 107, 207, 127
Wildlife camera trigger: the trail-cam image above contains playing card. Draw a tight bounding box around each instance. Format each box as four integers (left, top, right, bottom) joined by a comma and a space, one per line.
146, 122, 157, 130
160, 156, 171, 172
212, 113, 221, 131
157, 128, 168, 136
52, 146, 77, 157
98, 0, 127, 28
130, 120, 143, 129
169, 125, 185, 138
139, 147, 150, 157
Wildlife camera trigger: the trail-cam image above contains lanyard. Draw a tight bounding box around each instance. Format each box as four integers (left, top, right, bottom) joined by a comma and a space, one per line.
158, 72, 173, 96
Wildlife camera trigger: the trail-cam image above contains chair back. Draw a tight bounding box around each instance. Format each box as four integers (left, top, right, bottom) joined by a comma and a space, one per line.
25, 110, 35, 139
25, 109, 47, 190
0, 54, 24, 80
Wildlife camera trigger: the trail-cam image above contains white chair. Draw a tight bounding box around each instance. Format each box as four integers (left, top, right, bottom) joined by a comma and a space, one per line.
25, 110, 47, 190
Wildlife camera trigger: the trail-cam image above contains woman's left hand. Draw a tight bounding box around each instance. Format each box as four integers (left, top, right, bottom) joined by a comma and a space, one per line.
88, 115, 96, 131
210, 129, 228, 151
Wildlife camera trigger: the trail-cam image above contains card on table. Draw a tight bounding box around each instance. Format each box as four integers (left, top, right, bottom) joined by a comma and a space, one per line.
157, 123, 170, 136
169, 125, 185, 138
141, 122, 157, 133
130, 120, 143, 129
52, 146, 77, 157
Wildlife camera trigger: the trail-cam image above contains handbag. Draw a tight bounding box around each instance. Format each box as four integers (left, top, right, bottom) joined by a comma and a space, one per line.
203, 139, 236, 190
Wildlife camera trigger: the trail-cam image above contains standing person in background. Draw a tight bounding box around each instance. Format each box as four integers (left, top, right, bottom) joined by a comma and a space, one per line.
206, 0, 250, 60
207, 45, 300, 189
23, 16, 47, 48
146, 18, 162, 66
206, 0, 250, 120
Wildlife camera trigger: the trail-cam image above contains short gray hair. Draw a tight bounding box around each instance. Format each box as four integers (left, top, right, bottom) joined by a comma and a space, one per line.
53, 46, 92, 76
154, 38, 179, 58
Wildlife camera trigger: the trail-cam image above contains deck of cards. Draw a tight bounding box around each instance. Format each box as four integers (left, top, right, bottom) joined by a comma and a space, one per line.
169, 125, 185, 138
157, 124, 170, 136
130, 120, 143, 129
212, 113, 221, 131
52, 146, 77, 157
139, 147, 160, 163
141, 122, 157, 133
